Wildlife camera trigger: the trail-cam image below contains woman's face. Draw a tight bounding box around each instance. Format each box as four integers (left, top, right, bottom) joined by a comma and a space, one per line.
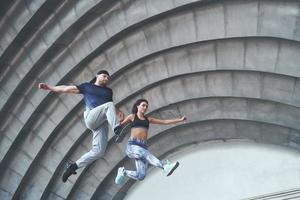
137, 101, 148, 114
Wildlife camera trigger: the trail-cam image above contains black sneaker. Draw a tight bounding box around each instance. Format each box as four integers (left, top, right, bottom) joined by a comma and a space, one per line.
62, 162, 78, 182
114, 125, 123, 136
114, 124, 129, 143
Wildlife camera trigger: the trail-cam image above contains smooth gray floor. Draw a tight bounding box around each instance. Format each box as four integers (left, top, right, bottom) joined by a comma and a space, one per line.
1, 0, 300, 199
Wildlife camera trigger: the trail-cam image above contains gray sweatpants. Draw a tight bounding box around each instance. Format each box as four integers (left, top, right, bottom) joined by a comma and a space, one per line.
76, 102, 120, 168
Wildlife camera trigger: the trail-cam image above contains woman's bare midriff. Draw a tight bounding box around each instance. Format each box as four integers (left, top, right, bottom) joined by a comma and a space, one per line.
130, 127, 148, 141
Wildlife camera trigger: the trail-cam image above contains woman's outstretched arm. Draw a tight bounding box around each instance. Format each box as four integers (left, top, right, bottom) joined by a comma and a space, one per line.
148, 116, 186, 125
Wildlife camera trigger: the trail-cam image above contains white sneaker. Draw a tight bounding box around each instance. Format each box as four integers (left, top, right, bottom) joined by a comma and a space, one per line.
163, 160, 179, 176
115, 167, 125, 184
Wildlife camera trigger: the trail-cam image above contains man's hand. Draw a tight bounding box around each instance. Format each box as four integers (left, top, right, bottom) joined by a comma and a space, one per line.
38, 83, 51, 90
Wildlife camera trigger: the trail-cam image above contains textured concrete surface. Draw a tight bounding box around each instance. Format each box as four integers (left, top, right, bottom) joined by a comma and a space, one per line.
1, 0, 300, 199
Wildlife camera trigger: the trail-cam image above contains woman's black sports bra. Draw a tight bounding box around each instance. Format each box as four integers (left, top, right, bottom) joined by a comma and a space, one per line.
131, 114, 149, 129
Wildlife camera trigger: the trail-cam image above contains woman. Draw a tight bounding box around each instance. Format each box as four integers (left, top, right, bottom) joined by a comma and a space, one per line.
115, 99, 186, 184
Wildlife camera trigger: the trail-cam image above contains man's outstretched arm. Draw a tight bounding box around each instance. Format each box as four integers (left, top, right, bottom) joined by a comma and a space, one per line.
38, 83, 80, 94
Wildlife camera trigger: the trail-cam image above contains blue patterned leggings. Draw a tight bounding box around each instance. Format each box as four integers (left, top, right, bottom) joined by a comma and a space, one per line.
125, 139, 163, 181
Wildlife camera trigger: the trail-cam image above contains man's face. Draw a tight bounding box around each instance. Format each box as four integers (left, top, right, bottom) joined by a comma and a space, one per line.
97, 73, 110, 85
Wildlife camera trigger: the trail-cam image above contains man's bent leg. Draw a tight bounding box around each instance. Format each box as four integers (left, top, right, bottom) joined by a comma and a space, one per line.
76, 122, 108, 168
104, 102, 127, 142
105, 102, 120, 129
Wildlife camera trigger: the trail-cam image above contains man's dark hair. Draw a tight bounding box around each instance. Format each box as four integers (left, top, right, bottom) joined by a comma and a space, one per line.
97, 70, 110, 76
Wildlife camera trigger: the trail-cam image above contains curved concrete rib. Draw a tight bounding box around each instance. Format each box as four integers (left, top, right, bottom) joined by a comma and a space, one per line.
67, 95, 300, 199
3, 0, 300, 129
0, 0, 117, 114
0, 0, 64, 72
36, 69, 300, 200
1, 35, 299, 177
2, 67, 300, 199
90, 120, 297, 199
1, 0, 300, 199
95, 119, 296, 199
0, 0, 47, 57
0, 0, 220, 167
2, 0, 300, 167
0, 0, 203, 113
1, 0, 299, 171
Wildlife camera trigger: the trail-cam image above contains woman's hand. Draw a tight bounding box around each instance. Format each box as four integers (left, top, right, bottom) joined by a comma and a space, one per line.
180, 116, 187, 122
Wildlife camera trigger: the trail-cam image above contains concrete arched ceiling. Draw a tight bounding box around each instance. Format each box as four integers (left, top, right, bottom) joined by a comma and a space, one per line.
1, 0, 300, 199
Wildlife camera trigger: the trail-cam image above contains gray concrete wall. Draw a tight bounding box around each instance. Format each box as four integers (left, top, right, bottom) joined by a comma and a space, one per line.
1, 0, 300, 199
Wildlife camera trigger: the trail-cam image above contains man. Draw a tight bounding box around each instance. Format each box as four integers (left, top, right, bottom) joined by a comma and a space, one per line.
38, 70, 126, 182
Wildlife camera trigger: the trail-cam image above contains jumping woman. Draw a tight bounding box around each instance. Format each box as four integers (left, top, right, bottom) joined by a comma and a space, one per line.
115, 99, 186, 184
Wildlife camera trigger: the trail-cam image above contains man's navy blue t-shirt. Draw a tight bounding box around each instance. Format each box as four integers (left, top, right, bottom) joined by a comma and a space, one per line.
76, 82, 113, 110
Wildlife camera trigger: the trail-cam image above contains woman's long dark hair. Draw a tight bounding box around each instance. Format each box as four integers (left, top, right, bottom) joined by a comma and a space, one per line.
131, 99, 148, 114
